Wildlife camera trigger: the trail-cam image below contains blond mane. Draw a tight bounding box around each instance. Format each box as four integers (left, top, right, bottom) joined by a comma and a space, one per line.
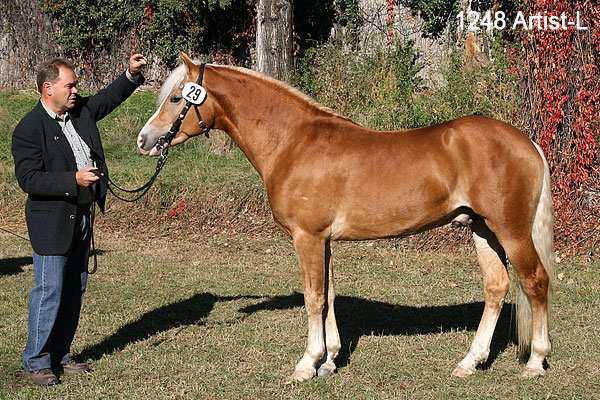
222, 66, 345, 118
158, 62, 350, 121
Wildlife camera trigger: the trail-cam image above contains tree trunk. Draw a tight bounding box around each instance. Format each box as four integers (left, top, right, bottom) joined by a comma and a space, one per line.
0, 0, 61, 89
255, 0, 293, 81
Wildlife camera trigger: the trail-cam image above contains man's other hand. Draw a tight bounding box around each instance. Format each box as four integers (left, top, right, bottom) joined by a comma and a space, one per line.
76, 167, 100, 187
128, 54, 147, 75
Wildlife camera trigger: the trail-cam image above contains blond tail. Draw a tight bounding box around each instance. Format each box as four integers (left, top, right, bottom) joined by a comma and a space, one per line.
516, 142, 554, 361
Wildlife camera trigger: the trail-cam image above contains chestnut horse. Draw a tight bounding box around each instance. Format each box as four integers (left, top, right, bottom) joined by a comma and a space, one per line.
137, 53, 554, 381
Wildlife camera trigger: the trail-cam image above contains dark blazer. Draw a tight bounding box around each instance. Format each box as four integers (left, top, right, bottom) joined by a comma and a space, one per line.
12, 72, 143, 255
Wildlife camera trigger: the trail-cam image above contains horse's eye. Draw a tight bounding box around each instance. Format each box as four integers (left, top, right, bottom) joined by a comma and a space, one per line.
170, 95, 182, 103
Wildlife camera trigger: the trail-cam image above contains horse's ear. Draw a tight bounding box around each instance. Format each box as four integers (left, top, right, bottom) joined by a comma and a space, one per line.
180, 52, 195, 72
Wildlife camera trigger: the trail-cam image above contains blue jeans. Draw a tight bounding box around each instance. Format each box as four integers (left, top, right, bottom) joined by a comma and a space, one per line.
23, 211, 90, 372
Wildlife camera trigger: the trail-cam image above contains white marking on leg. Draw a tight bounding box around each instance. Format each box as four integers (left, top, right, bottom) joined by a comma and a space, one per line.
454, 297, 503, 376
453, 231, 508, 377
292, 313, 324, 381
318, 260, 340, 377
523, 305, 550, 377
289, 233, 327, 382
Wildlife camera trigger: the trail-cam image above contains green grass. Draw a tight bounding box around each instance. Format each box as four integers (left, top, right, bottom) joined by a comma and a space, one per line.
1, 232, 599, 399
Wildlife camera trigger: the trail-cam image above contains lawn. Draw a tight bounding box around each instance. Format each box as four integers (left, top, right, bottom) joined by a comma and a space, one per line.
1, 230, 599, 399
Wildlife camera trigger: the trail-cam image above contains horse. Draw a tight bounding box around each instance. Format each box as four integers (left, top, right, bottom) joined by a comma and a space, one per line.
136, 52, 554, 381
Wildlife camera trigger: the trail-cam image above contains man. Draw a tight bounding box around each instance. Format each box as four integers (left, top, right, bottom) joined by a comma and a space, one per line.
12, 54, 147, 386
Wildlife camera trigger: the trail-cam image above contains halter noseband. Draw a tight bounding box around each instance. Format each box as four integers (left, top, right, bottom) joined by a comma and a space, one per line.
156, 62, 210, 152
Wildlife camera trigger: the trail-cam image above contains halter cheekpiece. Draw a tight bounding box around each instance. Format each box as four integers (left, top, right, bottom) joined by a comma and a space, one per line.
156, 62, 210, 153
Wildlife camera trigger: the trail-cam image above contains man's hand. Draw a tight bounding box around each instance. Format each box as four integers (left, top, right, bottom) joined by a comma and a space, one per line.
76, 167, 100, 187
128, 53, 147, 75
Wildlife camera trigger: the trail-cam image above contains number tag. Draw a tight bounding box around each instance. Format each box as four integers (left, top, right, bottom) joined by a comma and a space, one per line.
182, 82, 207, 105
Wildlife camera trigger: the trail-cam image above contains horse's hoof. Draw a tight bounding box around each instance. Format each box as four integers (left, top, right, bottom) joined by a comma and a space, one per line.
521, 367, 545, 378
317, 362, 336, 377
451, 365, 474, 378
286, 367, 316, 383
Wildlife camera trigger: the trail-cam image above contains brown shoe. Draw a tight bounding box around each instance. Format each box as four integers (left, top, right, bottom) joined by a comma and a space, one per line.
61, 360, 93, 374
23, 368, 59, 386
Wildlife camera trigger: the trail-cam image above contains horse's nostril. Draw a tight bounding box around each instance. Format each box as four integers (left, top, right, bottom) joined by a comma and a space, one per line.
137, 135, 145, 149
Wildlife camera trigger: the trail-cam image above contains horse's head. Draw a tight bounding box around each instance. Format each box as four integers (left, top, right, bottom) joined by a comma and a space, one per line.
137, 52, 215, 155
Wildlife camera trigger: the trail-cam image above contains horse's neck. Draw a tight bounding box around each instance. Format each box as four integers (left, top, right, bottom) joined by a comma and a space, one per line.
208, 66, 331, 179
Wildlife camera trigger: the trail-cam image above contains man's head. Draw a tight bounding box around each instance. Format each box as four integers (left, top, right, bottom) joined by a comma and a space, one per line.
36, 58, 78, 115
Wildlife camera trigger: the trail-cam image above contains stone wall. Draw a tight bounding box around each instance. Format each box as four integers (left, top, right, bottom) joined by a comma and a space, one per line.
347, 0, 453, 88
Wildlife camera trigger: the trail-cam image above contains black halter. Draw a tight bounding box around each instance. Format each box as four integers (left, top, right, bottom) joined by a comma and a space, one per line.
101, 63, 210, 203
156, 62, 210, 152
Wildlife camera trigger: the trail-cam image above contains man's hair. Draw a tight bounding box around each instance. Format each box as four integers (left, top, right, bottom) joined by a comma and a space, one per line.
36, 58, 74, 94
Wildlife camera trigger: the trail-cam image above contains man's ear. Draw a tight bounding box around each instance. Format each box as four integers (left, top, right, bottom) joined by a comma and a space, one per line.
42, 81, 52, 96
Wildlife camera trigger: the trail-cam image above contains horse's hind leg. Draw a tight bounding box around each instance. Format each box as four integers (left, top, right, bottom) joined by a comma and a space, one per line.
317, 240, 341, 377
502, 236, 551, 377
452, 219, 509, 377
289, 231, 327, 382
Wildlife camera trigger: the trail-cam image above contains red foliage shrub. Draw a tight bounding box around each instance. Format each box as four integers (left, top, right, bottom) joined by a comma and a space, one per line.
386, 0, 396, 44
520, 0, 599, 253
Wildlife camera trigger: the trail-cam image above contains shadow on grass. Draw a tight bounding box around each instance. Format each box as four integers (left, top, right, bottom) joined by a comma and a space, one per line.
239, 292, 516, 370
79, 291, 515, 371
0, 256, 32, 276
78, 293, 263, 362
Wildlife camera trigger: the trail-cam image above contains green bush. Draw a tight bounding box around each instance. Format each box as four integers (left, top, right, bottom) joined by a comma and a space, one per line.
292, 39, 521, 130
41, 0, 255, 67
292, 42, 422, 130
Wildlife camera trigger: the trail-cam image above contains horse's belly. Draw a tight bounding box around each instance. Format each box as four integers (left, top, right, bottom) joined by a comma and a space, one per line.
270, 154, 461, 239
330, 202, 452, 240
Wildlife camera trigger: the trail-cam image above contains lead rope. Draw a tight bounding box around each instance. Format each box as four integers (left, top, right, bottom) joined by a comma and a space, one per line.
0, 226, 30, 242
88, 201, 98, 274
86, 63, 209, 272
98, 146, 170, 203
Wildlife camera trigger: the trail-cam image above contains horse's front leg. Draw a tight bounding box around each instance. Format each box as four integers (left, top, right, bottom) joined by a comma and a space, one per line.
317, 240, 341, 377
289, 231, 327, 382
